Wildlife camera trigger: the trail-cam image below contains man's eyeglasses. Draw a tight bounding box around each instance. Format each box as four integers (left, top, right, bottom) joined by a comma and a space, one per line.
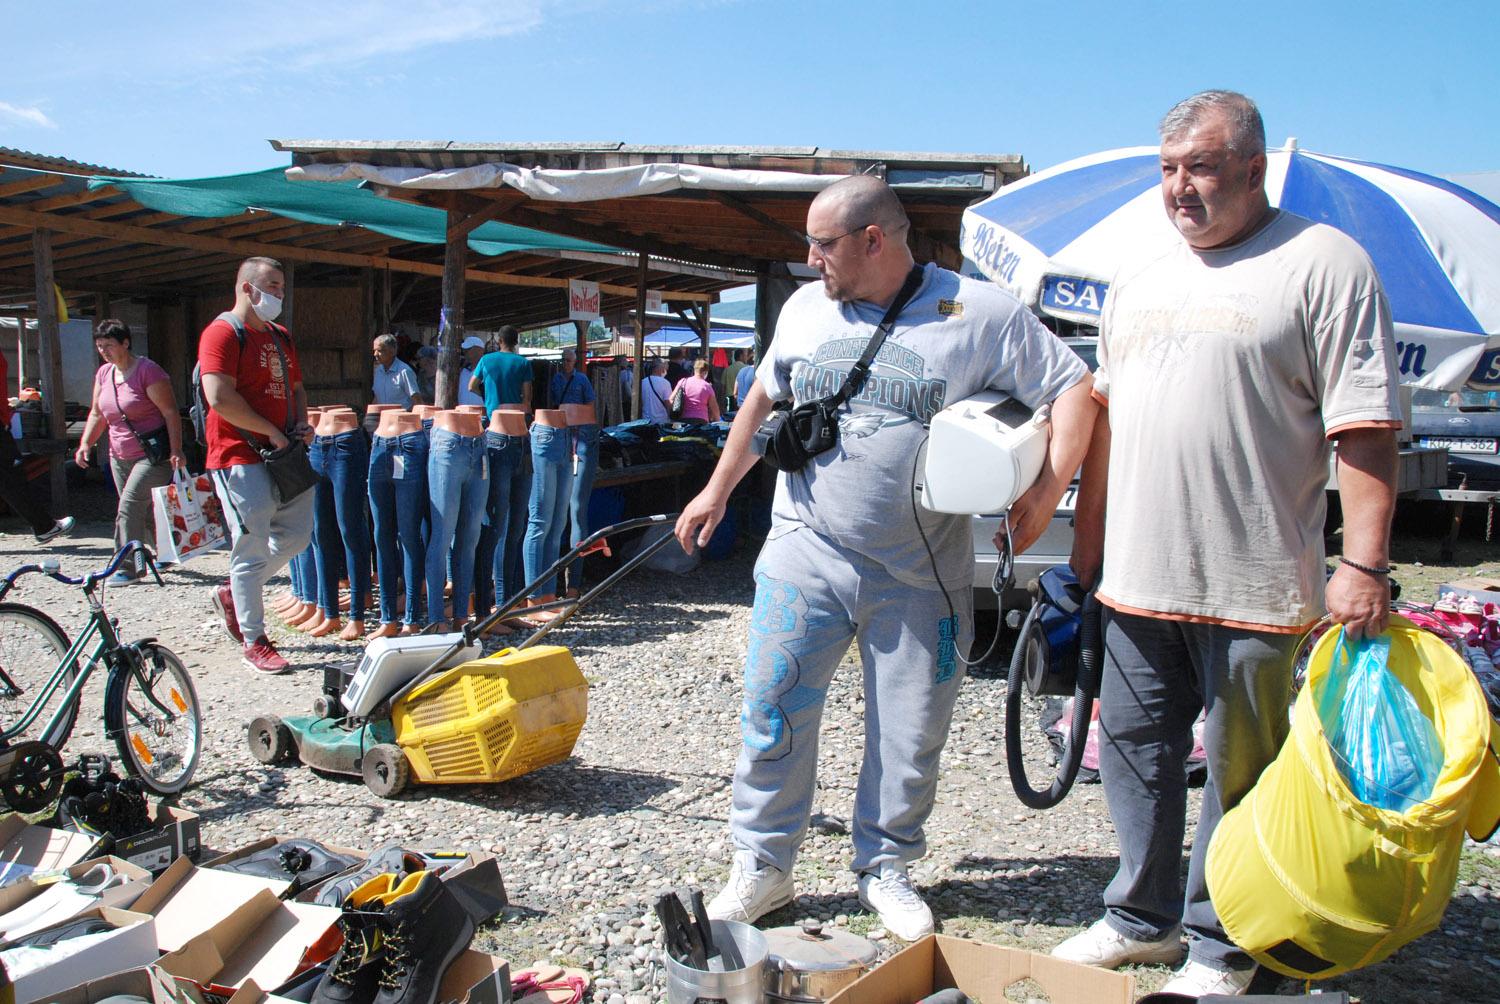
803, 224, 873, 252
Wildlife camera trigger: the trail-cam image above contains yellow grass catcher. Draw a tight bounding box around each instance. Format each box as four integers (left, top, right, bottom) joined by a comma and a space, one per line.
1206, 615, 1500, 979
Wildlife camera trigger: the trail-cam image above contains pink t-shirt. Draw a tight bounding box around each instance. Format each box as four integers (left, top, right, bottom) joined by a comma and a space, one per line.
678, 376, 715, 421
97, 358, 169, 461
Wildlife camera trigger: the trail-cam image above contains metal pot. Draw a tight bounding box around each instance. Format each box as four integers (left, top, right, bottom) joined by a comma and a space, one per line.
762, 920, 879, 1002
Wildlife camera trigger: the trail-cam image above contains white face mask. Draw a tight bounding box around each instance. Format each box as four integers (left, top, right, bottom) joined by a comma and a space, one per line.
250, 284, 283, 323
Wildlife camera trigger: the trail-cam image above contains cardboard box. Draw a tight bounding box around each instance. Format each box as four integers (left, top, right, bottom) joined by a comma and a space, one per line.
0, 814, 101, 887
93, 802, 203, 874
157, 887, 342, 991
46, 964, 218, 1004
1438, 577, 1500, 606
824, 935, 1135, 1004
0, 854, 153, 934
129, 856, 291, 952
4, 906, 158, 1002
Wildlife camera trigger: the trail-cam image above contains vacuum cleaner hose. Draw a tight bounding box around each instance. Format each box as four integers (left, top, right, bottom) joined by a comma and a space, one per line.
1006, 592, 1104, 810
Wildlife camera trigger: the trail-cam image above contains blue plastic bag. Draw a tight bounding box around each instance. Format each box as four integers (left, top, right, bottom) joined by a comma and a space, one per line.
1315, 628, 1444, 812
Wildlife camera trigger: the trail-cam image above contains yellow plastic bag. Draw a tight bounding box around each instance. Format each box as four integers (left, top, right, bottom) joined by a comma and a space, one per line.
1206, 615, 1500, 979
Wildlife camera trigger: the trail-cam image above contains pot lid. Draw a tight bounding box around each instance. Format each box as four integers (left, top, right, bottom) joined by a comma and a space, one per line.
764, 921, 879, 973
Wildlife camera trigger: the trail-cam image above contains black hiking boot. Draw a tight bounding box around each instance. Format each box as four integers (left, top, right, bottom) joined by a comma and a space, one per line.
373, 870, 475, 1004
311, 874, 398, 1004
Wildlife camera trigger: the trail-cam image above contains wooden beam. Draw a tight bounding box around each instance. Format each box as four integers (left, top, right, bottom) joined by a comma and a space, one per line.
445, 191, 527, 241
709, 191, 809, 245
0, 176, 62, 199
435, 209, 465, 409
31, 230, 65, 508
0, 203, 715, 302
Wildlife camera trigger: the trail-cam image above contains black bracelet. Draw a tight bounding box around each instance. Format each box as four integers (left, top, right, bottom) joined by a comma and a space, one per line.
1339, 556, 1391, 576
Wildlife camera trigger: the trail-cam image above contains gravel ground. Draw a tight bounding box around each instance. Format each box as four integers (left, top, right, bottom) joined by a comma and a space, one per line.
1, 484, 1496, 1003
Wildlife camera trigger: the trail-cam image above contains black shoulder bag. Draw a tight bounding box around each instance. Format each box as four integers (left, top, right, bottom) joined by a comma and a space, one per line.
109, 368, 173, 465
753, 265, 925, 472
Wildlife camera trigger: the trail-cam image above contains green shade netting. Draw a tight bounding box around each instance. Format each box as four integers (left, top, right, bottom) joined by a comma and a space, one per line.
87, 167, 616, 257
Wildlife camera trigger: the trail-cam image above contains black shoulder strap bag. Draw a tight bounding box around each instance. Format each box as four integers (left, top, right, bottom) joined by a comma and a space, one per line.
109, 367, 173, 465
754, 264, 925, 472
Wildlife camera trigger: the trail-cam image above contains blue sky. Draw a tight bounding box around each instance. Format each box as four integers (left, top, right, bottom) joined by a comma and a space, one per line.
2, 1, 1497, 181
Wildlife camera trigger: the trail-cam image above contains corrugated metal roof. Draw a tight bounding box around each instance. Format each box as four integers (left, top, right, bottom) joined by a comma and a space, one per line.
0, 146, 149, 178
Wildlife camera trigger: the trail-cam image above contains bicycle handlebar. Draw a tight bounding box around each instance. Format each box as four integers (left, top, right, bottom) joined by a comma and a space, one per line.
0, 541, 162, 597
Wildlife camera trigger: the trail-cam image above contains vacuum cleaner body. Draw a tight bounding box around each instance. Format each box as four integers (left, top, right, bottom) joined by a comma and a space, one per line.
921, 391, 1049, 514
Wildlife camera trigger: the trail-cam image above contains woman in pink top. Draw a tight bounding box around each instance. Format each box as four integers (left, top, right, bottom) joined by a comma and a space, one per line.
676, 359, 722, 425
75, 320, 184, 584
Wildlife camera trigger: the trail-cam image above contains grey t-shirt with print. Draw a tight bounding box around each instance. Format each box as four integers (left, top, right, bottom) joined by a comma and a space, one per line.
757, 262, 1088, 592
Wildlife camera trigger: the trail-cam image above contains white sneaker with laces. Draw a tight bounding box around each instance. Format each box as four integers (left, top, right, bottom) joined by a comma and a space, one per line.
706, 850, 794, 924
857, 863, 934, 942
1159, 958, 1257, 997
1050, 917, 1183, 969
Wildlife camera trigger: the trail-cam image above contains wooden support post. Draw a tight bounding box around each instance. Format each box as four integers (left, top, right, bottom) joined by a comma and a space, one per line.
32, 229, 66, 509
436, 210, 467, 409
633, 254, 648, 420
574, 320, 588, 364
281, 261, 296, 328
700, 299, 712, 361
93, 292, 109, 326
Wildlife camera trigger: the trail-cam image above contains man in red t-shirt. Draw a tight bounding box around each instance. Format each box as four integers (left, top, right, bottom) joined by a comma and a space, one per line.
201, 256, 314, 674
0, 349, 75, 542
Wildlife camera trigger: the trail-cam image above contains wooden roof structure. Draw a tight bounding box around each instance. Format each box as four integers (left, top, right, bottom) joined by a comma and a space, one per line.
272, 142, 1029, 272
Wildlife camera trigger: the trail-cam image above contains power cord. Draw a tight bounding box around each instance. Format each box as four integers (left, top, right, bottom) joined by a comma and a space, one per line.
909, 440, 1006, 668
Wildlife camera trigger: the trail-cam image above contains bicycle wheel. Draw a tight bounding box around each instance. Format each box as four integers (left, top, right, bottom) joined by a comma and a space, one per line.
0, 603, 75, 749
105, 642, 201, 795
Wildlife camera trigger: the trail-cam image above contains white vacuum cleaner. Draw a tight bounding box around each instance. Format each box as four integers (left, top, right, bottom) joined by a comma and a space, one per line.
919, 391, 1050, 515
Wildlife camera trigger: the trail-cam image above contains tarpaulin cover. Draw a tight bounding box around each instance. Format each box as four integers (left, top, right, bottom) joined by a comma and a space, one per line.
644, 325, 755, 349
1206, 615, 1500, 979
87, 168, 616, 257
287, 161, 847, 202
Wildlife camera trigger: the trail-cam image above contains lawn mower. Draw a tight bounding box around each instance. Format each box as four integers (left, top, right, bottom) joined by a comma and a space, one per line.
246, 514, 680, 797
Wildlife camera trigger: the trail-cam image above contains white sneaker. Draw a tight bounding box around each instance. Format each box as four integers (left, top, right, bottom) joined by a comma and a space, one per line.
857, 863, 934, 942
1051, 917, 1183, 969
706, 850, 794, 924
1159, 958, 1257, 996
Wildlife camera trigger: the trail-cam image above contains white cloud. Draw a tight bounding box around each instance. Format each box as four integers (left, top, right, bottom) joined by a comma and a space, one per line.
0, 100, 57, 130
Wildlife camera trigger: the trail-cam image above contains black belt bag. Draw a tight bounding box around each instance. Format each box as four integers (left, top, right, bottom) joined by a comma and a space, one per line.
259, 438, 319, 503
754, 265, 925, 473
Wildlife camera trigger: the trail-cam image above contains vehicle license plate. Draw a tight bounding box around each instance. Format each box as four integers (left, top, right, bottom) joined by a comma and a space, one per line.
1419, 436, 1498, 454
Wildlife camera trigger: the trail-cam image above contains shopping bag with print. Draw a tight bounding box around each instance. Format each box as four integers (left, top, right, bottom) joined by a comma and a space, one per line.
152, 470, 227, 563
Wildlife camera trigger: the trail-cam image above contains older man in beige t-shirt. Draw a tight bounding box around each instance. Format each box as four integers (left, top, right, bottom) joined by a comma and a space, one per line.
1053, 91, 1401, 998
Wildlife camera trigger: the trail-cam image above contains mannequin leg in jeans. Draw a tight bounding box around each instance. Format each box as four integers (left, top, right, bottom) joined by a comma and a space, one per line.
503, 445, 531, 601
563, 424, 601, 598
522, 424, 572, 621
306, 467, 344, 638
371, 432, 428, 634
474, 431, 527, 635
425, 429, 487, 630
309, 431, 373, 641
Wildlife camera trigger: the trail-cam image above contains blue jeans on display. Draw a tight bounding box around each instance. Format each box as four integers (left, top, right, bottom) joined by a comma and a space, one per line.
524, 424, 573, 599
289, 545, 317, 603
565, 424, 601, 593
425, 428, 488, 626
474, 432, 530, 614
369, 432, 430, 627
310, 430, 372, 621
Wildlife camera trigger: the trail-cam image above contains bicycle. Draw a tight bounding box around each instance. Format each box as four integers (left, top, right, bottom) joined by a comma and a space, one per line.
0, 541, 202, 809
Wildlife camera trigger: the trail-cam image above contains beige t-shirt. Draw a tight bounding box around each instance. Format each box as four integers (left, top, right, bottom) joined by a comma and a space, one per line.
1095, 211, 1401, 630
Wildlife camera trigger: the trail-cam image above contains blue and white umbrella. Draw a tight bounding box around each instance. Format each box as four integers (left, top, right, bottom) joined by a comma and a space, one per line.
959, 143, 1500, 390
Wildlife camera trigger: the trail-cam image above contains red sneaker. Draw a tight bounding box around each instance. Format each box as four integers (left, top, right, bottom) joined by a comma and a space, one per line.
241, 636, 290, 675
212, 583, 243, 644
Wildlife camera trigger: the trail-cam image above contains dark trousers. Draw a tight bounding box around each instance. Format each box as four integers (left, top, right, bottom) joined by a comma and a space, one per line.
0, 427, 53, 534
1097, 607, 1299, 970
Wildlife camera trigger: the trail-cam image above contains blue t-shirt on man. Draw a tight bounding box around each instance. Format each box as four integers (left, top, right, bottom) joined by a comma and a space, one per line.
472, 351, 534, 414
549, 368, 596, 408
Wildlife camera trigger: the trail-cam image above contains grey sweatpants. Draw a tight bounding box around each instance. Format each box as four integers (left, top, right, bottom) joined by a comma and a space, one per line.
730, 524, 972, 875
211, 463, 314, 644
110, 454, 172, 575
1097, 607, 1299, 970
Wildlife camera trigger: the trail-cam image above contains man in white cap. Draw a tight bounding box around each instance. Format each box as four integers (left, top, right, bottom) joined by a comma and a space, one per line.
457, 336, 486, 407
